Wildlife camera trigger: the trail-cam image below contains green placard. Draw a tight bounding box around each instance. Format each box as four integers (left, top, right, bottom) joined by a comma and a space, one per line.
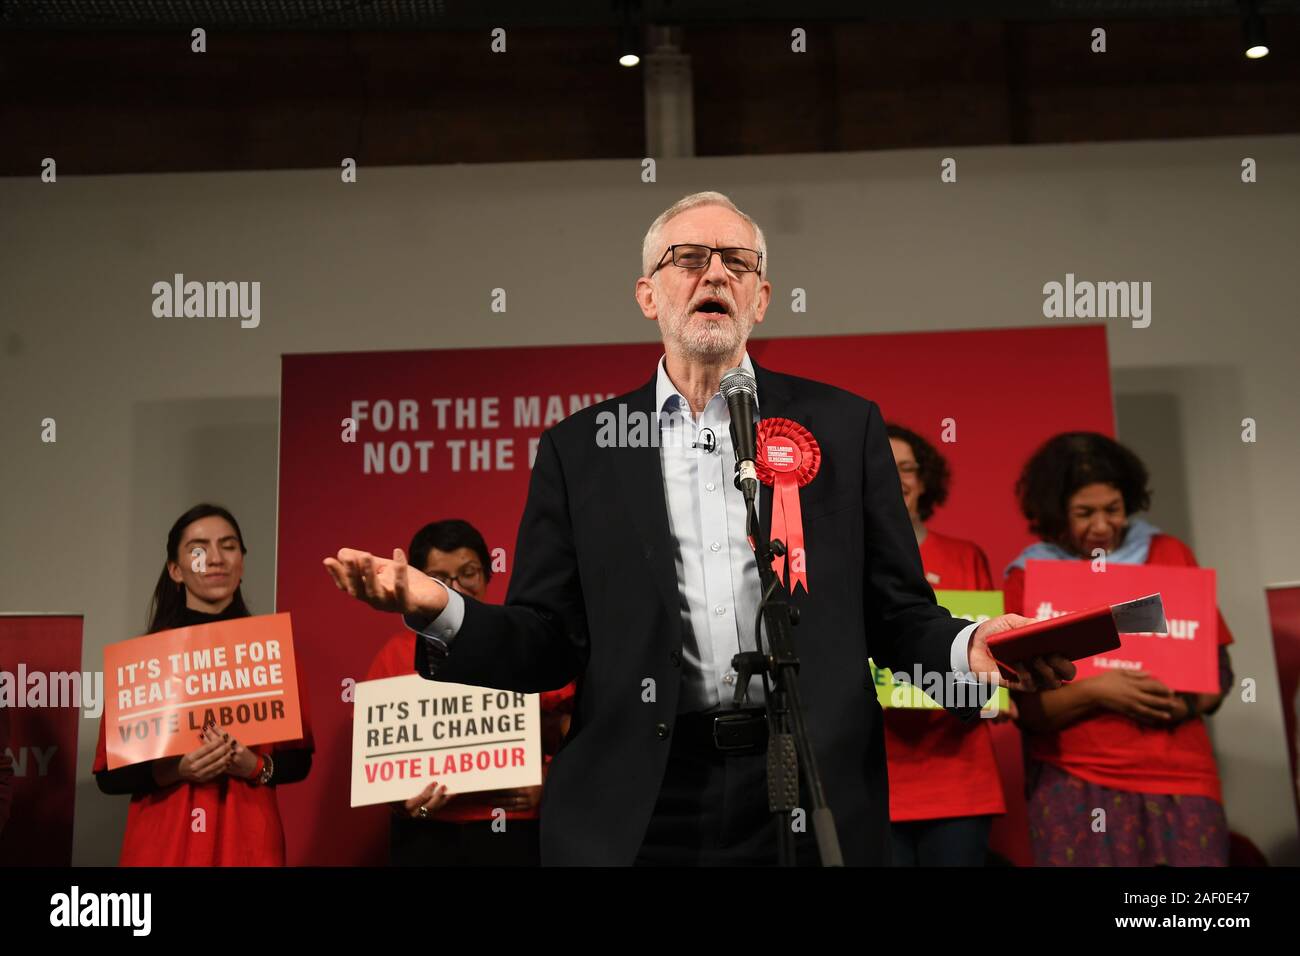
869, 590, 1009, 713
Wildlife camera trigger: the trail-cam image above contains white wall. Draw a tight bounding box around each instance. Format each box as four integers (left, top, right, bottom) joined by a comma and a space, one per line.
2, 135, 1297, 865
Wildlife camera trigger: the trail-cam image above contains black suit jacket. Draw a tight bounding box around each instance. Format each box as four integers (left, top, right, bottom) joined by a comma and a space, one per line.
416, 360, 972, 865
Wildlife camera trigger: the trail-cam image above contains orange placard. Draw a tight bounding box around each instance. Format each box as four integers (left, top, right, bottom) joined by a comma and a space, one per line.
103, 613, 302, 769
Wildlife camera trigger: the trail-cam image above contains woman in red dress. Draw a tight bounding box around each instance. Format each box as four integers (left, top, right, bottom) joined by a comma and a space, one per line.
883, 425, 1007, 865
1006, 433, 1233, 866
93, 503, 313, 866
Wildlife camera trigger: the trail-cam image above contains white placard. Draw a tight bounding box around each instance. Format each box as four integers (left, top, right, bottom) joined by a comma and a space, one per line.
350, 674, 541, 808
1110, 592, 1168, 634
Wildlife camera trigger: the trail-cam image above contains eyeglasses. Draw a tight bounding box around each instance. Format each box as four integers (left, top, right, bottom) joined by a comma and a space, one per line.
430, 565, 483, 589
652, 244, 763, 275
896, 463, 920, 477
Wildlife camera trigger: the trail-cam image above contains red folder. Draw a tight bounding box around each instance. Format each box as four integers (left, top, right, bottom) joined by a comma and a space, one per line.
986, 604, 1122, 682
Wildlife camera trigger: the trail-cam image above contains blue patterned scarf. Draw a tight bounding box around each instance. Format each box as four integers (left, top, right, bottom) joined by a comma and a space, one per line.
1004, 516, 1160, 578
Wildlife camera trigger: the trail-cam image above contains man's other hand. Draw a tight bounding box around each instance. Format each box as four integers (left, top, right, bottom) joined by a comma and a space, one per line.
323, 547, 449, 618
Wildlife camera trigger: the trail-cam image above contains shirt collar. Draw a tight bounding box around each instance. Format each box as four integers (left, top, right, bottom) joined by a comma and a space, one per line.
655, 352, 759, 416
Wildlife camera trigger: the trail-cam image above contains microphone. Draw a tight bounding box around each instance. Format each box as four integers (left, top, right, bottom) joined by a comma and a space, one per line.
692, 428, 717, 454
720, 366, 759, 504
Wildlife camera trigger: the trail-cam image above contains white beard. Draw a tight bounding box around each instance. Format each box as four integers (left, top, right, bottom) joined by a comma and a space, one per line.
660, 298, 757, 361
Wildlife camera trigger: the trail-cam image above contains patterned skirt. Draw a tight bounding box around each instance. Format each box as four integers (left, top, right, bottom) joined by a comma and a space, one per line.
1027, 761, 1229, 866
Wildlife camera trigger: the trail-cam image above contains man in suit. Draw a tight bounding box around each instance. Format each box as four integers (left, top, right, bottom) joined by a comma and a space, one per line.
325, 190, 1073, 865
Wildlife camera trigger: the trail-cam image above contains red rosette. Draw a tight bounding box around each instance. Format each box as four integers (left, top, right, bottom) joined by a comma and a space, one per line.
754, 418, 821, 593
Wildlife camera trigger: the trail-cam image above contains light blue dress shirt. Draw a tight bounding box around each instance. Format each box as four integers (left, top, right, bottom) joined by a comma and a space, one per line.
408, 353, 981, 712
655, 352, 766, 712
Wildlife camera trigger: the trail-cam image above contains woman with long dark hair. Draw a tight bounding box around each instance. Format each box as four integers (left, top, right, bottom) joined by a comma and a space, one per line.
93, 503, 313, 866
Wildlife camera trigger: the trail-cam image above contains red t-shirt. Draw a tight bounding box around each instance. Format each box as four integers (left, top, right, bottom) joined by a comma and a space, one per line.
365, 631, 575, 823
1003, 534, 1233, 802
91, 659, 315, 867
883, 530, 1007, 822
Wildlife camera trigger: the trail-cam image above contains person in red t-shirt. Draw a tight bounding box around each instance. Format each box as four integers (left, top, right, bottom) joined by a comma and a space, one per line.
883, 425, 1008, 865
1006, 433, 1233, 866
365, 519, 574, 866
93, 503, 314, 866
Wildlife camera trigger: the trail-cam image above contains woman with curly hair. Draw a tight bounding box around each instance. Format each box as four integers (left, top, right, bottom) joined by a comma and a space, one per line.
1005, 433, 1234, 866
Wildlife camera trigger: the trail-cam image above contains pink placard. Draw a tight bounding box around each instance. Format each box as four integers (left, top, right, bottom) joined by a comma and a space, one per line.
1024, 560, 1218, 693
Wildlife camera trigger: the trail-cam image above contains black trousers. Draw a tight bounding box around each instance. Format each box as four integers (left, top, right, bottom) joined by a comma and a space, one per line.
890, 815, 993, 867
635, 715, 822, 867
390, 817, 541, 867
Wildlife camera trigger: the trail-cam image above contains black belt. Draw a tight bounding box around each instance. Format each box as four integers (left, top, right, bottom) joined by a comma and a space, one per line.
673, 708, 768, 755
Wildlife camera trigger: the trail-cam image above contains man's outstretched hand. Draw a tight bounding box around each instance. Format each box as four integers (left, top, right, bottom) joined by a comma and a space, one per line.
323, 548, 449, 618
968, 613, 1076, 693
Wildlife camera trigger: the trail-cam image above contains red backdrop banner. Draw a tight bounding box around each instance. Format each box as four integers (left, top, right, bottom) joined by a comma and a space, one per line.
0, 614, 83, 866
275, 324, 1114, 864
1266, 584, 1300, 838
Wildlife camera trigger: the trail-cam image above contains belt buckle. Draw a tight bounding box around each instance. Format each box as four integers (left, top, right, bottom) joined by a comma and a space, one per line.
712, 711, 766, 753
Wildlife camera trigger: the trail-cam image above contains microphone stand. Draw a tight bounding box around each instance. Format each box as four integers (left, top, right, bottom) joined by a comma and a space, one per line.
732, 493, 844, 867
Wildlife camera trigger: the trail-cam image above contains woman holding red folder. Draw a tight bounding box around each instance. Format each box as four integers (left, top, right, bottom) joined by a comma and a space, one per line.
883, 426, 1007, 866
1005, 434, 1233, 866
93, 503, 314, 866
